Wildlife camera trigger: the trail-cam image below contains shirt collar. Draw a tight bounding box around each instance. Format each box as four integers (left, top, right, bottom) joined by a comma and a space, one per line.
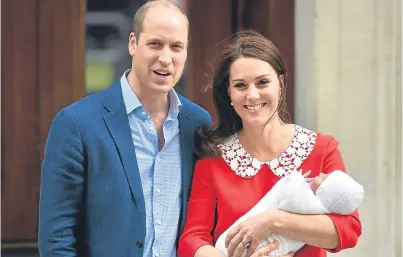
120, 69, 182, 118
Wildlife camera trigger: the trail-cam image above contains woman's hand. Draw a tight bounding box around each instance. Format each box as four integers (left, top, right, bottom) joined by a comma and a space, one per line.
250, 247, 295, 257
225, 211, 279, 257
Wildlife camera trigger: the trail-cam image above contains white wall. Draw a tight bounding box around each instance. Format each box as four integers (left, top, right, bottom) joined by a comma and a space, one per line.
295, 0, 402, 256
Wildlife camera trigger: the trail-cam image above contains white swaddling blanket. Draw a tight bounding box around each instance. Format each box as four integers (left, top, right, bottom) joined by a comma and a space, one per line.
215, 170, 364, 257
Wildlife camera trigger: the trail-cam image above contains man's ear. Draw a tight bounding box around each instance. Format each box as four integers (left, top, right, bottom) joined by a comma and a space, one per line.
128, 32, 137, 56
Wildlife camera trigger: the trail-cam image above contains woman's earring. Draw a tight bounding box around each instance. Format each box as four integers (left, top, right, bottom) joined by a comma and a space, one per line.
230, 102, 234, 106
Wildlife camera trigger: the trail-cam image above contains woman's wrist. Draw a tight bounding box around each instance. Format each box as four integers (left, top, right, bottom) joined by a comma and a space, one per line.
265, 210, 285, 234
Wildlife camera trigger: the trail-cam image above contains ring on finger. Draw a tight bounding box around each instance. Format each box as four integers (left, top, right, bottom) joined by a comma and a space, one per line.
241, 241, 251, 249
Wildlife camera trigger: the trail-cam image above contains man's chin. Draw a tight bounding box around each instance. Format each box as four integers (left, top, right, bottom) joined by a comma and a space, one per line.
150, 84, 175, 94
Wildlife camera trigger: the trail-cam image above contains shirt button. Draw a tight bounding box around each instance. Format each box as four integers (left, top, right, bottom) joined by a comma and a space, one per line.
156, 156, 160, 161
156, 188, 161, 194
157, 220, 162, 225
136, 241, 143, 248
141, 111, 146, 116
148, 126, 153, 131
155, 253, 160, 257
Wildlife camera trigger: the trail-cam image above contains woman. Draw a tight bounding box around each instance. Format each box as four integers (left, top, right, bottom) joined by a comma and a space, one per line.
177, 30, 362, 257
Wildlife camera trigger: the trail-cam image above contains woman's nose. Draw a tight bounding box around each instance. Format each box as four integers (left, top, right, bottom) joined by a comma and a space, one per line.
246, 87, 260, 101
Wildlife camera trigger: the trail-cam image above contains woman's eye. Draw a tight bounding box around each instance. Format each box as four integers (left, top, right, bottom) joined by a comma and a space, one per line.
234, 83, 246, 88
259, 79, 270, 85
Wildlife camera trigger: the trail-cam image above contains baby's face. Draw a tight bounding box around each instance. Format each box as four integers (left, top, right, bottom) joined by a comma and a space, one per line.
310, 173, 329, 193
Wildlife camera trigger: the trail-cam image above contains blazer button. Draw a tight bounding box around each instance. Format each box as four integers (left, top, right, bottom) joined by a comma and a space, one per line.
136, 241, 143, 248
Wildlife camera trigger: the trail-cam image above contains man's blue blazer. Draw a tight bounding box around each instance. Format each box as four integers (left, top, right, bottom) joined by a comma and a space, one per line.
38, 80, 212, 257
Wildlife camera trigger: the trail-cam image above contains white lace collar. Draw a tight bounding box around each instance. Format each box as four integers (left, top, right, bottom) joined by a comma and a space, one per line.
217, 125, 317, 178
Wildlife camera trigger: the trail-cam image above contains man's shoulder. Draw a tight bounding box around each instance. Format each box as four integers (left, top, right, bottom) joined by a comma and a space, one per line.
70, 90, 105, 110
178, 95, 212, 126
62, 81, 120, 118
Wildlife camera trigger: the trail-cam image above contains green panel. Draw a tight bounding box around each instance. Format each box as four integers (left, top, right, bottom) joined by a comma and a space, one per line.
86, 62, 114, 93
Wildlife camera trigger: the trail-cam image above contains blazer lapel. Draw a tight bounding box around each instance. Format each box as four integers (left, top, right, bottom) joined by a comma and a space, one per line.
103, 82, 145, 215
178, 108, 195, 233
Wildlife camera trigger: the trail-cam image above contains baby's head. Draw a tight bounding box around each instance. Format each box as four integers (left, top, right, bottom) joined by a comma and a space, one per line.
309, 173, 329, 193
313, 170, 364, 215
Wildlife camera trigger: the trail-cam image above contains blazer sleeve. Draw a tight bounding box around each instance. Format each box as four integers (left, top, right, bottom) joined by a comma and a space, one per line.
321, 136, 363, 253
178, 159, 217, 257
38, 109, 85, 257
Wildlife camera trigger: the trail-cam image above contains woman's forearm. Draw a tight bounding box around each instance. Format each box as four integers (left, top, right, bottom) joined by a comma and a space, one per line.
194, 245, 226, 257
269, 210, 339, 249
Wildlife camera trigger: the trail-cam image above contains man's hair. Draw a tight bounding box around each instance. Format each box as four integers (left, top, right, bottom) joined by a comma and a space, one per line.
131, 0, 189, 42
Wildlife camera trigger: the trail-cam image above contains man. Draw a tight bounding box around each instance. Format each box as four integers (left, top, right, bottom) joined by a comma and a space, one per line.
38, 1, 211, 256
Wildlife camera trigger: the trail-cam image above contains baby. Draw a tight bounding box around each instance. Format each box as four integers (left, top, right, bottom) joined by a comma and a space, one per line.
215, 170, 364, 257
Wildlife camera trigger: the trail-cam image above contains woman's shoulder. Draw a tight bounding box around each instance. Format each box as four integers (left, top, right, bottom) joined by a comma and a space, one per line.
196, 155, 224, 163
195, 155, 226, 170
315, 132, 340, 151
193, 155, 230, 180
293, 125, 341, 156
293, 125, 339, 147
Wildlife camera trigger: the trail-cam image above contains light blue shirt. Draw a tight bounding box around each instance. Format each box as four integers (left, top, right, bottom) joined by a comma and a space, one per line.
121, 70, 182, 257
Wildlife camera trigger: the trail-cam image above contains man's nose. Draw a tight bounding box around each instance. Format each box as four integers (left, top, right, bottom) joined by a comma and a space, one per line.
158, 47, 173, 65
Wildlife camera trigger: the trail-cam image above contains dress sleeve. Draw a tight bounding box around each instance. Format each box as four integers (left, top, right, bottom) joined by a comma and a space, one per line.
321, 136, 363, 252
178, 159, 217, 257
